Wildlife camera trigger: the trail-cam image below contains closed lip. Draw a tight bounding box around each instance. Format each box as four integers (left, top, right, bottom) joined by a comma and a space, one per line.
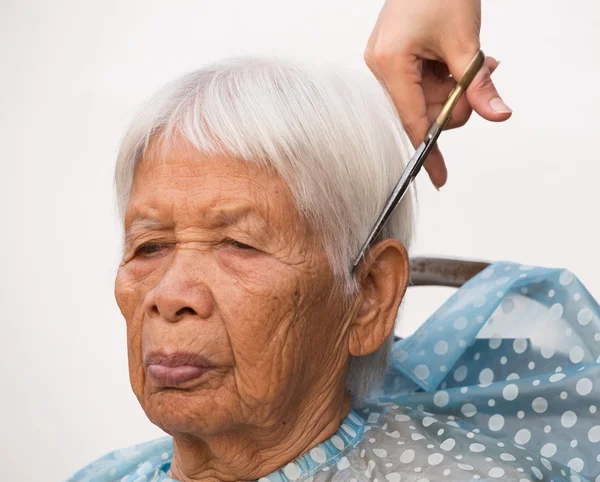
144, 351, 215, 368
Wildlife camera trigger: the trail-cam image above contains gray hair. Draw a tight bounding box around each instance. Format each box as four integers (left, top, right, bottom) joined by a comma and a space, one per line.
114, 57, 414, 407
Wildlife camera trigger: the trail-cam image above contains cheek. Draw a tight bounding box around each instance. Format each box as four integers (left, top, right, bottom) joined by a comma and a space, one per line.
214, 256, 342, 405
216, 249, 274, 286
216, 257, 304, 382
217, 252, 300, 341
115, 266, 150, 393
115, 263, 152, 317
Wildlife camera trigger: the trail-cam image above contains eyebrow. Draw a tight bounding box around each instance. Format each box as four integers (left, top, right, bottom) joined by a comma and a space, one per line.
123, 218, 169, 248
123, 206, 271, 247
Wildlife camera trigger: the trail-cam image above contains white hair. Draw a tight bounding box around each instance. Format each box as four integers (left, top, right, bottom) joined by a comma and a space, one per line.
115, 57, 415, 407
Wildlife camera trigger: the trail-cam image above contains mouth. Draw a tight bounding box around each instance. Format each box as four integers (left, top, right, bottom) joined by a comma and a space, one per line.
144, 351, 216, 387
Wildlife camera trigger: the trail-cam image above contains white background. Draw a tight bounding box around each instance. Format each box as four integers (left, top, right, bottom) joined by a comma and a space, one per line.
1, 1, 599, 480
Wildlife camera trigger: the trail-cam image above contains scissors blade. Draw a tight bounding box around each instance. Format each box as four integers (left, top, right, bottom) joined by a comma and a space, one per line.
351, 133, 435, 271
351, 50, 485, 272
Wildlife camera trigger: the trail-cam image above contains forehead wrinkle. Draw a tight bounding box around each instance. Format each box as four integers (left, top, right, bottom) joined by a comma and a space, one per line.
125, 152, 300, 245
200, 204, 274, 242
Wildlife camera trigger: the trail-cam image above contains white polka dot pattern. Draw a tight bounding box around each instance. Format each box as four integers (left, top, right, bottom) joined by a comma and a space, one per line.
68, 262, 600, 482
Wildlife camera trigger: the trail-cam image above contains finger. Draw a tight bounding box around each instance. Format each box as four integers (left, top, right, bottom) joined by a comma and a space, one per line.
374, 58, 449, 188
426, 57, 501, 130
421, 75, 472, 130
372, 54, 432, 151
365, 40, 448, 186
486, 56, 500, 73
423, 144, 446, 189
466, 57, 511, 122
421, 57, 499, 188
446, 51, 511, 122
427, 99, 472, 130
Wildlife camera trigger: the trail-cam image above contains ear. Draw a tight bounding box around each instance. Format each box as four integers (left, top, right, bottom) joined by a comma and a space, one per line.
348, 239, 409, 357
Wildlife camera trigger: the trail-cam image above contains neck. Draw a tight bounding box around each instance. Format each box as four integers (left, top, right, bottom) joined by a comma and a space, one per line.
169, 390, 352, 482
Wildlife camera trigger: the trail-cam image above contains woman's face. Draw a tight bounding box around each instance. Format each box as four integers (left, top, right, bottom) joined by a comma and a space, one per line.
115, 137, 350, 437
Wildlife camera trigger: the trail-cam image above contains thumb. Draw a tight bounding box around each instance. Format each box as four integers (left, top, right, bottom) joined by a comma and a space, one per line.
447, 52, 512, 122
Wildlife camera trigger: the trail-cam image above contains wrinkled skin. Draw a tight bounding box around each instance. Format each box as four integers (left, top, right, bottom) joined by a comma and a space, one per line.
115, 136, 409, 481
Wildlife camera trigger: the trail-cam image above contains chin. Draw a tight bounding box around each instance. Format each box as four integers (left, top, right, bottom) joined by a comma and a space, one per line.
142, 386, 238, 436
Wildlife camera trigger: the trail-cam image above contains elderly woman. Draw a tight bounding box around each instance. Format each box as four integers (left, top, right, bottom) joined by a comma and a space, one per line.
71, 58, 600, 482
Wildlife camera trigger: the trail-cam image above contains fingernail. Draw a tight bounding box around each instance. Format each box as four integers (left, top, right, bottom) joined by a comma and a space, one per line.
489, 97, 512, 114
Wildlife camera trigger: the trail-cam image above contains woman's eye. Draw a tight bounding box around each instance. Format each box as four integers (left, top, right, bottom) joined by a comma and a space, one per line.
226, 239, 255, 250
134, 242, 162, 257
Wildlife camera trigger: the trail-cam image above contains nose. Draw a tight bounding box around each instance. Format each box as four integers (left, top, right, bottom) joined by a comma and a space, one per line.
143, 255, 215, 322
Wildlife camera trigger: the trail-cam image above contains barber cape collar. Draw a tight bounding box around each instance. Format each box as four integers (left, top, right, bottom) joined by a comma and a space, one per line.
68, 261, 600, 482
67, 411, 364, 482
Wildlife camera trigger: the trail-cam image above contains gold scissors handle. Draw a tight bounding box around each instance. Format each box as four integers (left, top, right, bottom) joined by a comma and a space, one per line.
352, 50, 486, 272
435, 50, 486, 129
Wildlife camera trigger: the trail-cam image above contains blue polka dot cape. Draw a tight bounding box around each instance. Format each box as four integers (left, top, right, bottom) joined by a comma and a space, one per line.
69, 262, 600, 482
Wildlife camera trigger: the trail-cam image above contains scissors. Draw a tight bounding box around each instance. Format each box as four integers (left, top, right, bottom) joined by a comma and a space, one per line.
352, 50, 486, 272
